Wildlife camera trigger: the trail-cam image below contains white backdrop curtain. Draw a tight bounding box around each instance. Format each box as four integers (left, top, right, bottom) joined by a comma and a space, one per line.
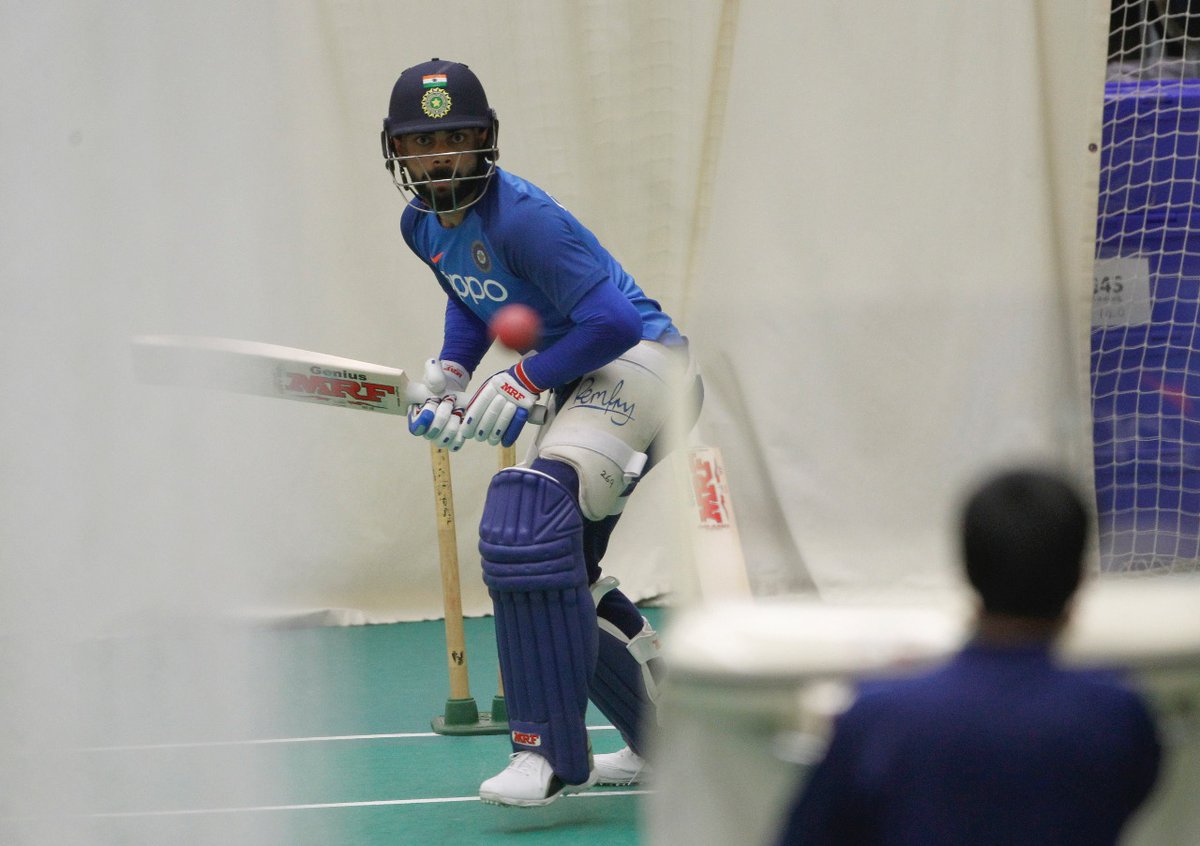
2, 0, 1105, 628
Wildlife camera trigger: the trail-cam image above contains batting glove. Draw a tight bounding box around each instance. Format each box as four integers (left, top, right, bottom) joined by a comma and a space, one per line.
455, 362, 541, 448
406, 359, 470, 448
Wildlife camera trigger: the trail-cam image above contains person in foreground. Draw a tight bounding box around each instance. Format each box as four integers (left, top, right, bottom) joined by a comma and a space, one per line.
382, 59, 698, 806
776, 467, 1162, 845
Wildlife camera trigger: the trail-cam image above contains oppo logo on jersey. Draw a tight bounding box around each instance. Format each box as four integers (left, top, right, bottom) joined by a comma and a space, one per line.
440, 268, 509, 305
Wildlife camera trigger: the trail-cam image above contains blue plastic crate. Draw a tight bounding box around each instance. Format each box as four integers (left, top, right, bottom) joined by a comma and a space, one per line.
1099, 80, 1200, 217
1092, 80, 1200, 569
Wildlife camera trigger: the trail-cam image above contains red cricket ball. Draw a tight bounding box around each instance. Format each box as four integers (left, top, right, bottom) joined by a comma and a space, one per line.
489, 303, 542, 351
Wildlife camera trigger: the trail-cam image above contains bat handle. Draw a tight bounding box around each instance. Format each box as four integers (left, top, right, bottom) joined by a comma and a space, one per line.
529, 403, 548, 426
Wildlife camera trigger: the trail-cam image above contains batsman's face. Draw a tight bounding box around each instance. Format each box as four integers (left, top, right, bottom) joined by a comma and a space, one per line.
393, 129, 487, 197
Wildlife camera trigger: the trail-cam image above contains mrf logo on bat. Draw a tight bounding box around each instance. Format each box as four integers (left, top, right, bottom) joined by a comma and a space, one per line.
278, 364, 400, 410
690, 449, 733, 528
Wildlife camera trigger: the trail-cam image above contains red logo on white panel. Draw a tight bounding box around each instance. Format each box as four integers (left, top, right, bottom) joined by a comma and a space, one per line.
512, 731, 542, 747
690, 449, 733, 529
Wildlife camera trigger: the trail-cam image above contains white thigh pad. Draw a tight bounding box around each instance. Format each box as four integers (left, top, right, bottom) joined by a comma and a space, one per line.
536, 341, 687, 521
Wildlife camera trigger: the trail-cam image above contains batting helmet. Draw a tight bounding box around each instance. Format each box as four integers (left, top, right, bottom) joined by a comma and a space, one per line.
380, 59, 500, 213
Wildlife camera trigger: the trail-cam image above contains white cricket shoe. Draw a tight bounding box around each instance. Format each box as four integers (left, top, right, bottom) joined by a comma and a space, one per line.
479, 751, 597, 807
594, 745, 648, 785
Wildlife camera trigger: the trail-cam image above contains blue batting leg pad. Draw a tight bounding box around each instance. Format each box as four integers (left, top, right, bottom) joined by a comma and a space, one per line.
480, 468, 597, 785
590, 600, 663, 756
596, 585, 645, 637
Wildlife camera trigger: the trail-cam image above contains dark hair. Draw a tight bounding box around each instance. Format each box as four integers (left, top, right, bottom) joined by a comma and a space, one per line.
961, 469, 1090, 619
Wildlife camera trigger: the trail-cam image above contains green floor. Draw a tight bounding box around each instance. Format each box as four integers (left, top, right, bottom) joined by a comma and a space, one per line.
47, 609, 665, 846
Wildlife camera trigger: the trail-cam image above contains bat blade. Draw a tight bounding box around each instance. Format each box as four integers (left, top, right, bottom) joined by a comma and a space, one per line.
131, 335, 412, 415
687, 445, 752, 599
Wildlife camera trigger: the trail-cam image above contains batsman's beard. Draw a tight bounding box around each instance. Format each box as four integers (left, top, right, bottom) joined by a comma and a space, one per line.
410, 161, 491, 214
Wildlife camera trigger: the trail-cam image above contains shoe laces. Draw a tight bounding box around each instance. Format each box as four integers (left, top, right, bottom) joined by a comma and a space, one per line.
508, 751, 546, 775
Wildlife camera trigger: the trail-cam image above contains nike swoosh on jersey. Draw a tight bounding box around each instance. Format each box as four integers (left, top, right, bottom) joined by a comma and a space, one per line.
431, 252, 445, 264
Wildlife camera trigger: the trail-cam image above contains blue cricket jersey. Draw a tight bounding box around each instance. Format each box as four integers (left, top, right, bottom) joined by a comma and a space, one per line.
776, 641, 1162, 846
400, 167, 680, 390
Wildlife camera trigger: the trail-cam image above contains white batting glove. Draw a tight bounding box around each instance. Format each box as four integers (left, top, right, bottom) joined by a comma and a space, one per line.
406, 359, 470, 448
454, 364, 541, 448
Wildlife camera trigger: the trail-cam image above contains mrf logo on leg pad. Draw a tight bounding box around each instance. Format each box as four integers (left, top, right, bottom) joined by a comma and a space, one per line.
512, 731, 543, 747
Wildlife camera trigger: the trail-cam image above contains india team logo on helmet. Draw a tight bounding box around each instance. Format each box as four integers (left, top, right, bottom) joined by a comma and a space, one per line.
421, 87, 452, 119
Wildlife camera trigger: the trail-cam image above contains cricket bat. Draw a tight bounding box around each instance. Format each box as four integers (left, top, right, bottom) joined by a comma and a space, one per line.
131, 334, 547, 423
687, 445, 753, 599
131, 334, 416, 414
